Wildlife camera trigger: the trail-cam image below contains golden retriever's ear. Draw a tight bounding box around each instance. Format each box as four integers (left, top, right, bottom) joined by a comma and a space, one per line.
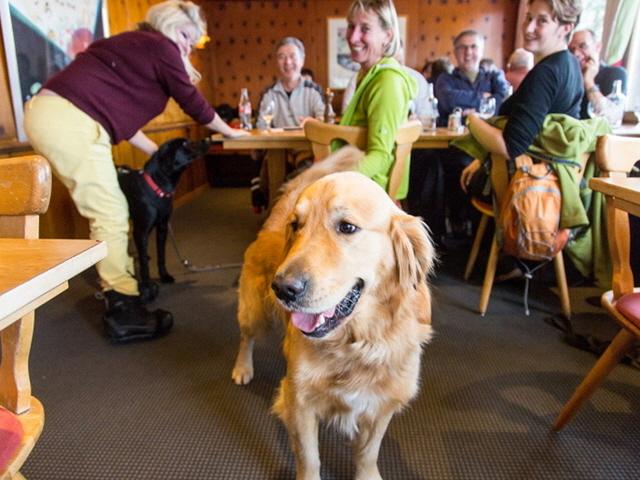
390, 214, 435, 289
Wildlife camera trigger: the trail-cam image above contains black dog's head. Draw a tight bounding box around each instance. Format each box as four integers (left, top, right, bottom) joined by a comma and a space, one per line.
144, 137, 210, 187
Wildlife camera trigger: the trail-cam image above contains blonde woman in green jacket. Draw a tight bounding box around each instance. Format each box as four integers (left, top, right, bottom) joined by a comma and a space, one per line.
340, 0, 417, 199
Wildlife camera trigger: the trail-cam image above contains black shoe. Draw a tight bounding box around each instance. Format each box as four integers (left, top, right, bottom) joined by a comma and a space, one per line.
103, 290, 173, 343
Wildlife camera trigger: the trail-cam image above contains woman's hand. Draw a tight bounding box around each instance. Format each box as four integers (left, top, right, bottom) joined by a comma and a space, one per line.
224, 128, 250, 138
460, 158, 482, 193
207, 113, 250, 138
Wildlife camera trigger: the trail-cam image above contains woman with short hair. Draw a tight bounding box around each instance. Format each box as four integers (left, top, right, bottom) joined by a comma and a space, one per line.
460, 0, 583, 188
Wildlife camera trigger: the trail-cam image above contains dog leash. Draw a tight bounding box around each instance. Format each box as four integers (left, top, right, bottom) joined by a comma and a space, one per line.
167, 223, 243, 272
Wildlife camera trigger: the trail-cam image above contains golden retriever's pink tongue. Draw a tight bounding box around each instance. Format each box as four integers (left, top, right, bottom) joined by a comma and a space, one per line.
291, 307, 336, 333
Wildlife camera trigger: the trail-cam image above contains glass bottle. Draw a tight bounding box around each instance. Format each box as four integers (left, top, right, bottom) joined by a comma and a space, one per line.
606, 79, 626, 128
238, 88, 252, 130
426, 82, 438, 131
324, 88, 336, 124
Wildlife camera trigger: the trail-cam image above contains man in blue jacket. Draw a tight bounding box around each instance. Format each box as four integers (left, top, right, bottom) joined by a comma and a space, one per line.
435, 30, 510, 125
430, 30, 509, 240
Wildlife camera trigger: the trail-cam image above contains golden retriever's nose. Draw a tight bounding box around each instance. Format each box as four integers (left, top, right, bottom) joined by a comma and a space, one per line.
272, 274, 308, 304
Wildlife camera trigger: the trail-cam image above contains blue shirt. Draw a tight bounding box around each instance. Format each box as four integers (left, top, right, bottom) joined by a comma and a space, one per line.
434, 66, 510, 125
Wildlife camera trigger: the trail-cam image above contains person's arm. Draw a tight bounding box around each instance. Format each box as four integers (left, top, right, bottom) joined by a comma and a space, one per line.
435, 72, 483, 117
128, 130, 158, 156
357, 70, 409, 189
296, 87, 326, 126
500, 61, 559, 158
466, 112, 509, 157
155, 39, 241, 134
342, 74, 357, 114
582, 56, 608, 108
582, 58, 627, 125
205, 112, 248, 138
490, 69, 511, 111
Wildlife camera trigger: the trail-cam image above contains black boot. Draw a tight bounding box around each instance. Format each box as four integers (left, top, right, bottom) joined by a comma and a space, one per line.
103, 290, 173, 343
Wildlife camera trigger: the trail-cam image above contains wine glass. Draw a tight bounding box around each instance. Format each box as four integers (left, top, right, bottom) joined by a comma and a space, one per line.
260, 100, 275, 131
478, 97, 496, 119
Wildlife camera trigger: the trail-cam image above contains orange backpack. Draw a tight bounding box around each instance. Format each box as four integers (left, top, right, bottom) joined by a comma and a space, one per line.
499, 157, 569, 261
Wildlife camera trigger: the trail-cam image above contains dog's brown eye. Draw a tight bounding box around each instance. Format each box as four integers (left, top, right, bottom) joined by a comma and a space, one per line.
337, 221, 359, 234
290, 219, 299, 231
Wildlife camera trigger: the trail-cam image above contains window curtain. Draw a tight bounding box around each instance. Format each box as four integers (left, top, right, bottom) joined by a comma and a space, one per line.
601, 0, 640, 65
623, 6, 640, 110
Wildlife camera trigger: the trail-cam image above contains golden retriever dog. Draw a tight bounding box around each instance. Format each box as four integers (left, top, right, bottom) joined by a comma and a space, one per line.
232, 146, 435, 480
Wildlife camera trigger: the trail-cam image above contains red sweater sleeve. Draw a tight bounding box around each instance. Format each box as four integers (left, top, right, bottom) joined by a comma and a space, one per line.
153, 39, 216, 126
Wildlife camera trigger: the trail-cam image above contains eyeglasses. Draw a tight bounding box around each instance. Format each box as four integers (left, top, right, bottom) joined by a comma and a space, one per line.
569, 42, 591, 53
455, 44, 479, 52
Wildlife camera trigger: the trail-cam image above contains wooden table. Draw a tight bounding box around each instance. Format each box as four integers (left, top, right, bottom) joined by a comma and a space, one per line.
589, 177, 640, 218
0, 238, 107, 329
613, 123, 640, 137
211, 127, 465, 204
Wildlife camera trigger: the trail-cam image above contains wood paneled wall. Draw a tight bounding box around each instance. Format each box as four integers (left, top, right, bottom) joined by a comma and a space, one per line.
199, 0, 519, 108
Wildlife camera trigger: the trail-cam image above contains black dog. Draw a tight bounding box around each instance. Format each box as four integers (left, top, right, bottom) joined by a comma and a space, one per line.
118, 137, 210, 302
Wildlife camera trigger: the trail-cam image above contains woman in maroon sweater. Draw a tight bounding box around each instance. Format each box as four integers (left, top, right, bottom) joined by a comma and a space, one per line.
24, 0, 246, 343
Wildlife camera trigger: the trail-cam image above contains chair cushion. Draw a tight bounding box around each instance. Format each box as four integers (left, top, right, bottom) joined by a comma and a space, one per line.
616, 292, 640, 329
0, 406, 24, 471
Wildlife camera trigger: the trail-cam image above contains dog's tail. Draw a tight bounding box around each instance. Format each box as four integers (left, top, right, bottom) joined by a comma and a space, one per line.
263, 146, 364, 230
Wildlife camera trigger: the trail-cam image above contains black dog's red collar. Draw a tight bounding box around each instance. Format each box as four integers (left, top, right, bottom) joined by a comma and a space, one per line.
141, 171, 172, 198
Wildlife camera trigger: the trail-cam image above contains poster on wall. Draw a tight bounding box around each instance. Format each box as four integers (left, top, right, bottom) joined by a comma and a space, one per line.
327, 16, 407, 90
0, 0, 109, 141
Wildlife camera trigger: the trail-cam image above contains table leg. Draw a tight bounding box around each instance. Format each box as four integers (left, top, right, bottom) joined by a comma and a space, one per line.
267, 149, 287, 207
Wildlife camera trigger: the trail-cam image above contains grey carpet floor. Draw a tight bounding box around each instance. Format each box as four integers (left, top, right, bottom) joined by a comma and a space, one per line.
22, 187, 640, 479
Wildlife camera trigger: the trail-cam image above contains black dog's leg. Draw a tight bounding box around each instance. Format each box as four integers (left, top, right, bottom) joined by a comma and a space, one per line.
156, 217, 175, 283
133, 222, 153, 284
134, 222, 160, 304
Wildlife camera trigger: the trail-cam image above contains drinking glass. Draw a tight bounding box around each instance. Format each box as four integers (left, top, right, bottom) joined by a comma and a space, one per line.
260, 100, 275, 131
478, 97, 496, 119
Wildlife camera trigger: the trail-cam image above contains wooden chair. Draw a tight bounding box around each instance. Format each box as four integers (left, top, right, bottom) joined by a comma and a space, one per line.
553, 134, 640, 430
473, 151, 589, 318
0, 155, 52, 479
464, 197, 493, 281
303, 119, 422, 198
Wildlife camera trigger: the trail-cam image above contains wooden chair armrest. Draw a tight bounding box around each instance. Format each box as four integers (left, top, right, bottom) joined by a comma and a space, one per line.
0, 155, 52, 216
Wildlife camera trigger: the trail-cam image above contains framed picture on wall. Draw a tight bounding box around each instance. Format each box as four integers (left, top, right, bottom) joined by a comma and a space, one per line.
327, 16, 407, 90
0, 0, 109, 141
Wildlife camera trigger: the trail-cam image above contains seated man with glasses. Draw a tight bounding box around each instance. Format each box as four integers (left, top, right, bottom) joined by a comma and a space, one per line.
435, 30, 510, 124
420, 30, 509, 242
568, 28, 628, 119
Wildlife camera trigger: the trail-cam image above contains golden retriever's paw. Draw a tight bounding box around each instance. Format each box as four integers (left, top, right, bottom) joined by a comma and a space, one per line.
231, 363, 254, 385
355, 469, 382, 480
296, 471, 321, 480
